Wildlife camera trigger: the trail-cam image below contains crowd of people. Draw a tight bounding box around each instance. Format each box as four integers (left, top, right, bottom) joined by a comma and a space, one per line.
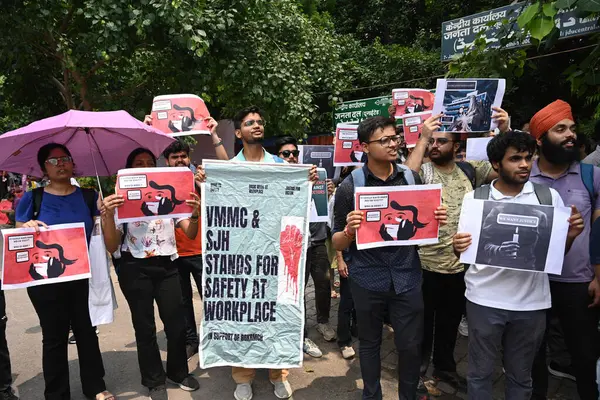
0, 100, 598, 400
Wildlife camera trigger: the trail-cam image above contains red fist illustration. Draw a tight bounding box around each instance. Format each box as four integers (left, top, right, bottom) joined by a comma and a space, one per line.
280, 224, 304, 301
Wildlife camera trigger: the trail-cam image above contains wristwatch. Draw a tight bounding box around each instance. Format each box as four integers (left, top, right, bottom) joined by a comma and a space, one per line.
214, 138, 223, 147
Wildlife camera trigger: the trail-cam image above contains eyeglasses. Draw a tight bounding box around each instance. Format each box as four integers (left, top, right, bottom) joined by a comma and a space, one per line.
367, 135, 401, 147
242, 119, 265, 127
428, 138, 451, 146
279, 150, 300, 158
45, 156, 73, 166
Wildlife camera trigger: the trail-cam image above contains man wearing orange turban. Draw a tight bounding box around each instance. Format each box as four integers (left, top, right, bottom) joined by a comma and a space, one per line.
529, 100, 600, 400
529, 100, 574, 141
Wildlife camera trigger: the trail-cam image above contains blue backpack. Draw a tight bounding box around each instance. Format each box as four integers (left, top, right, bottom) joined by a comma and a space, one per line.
580, 162, 596, 203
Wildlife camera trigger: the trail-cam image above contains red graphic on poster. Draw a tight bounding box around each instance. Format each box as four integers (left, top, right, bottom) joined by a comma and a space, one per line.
354, 185, 442, 250
116, 167, 195, 224
403, 111, 433, 148
151, 94, 211, 136
279, 224, 303, 302
392, 89, 435, 119
2, 223, 91, 289
333, 123, 365, 167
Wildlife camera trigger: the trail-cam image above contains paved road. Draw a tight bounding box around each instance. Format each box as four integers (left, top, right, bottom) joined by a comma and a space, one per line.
6, 272, 579, 399
6, 273, 399, 400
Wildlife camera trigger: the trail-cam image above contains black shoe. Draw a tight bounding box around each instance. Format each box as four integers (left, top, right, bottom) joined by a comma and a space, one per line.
167, 375, 199, 392
548, 361, 576, 381
186, 344, 198, 361
433, 369, 467, 391
149, 385, 168, 400
0, 388, 18, 400
68, 334, 76, 345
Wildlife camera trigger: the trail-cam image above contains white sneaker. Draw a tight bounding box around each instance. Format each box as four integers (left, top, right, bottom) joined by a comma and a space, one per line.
340, 345, 355, 359
316, 323, 337, 342
303, 338, 323, 358
270, 380, 293, 399
234, 383, 253, 400
458, 316, 468, 337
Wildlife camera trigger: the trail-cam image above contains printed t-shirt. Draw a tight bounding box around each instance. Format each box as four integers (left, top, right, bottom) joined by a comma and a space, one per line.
418, 161, 492, 274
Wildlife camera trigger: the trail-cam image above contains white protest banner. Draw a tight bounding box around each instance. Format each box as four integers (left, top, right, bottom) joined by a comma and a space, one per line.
458, 198, 570, 274
200, 160, 311, 369
466, 137, 493, 161
432, 79, 506, 133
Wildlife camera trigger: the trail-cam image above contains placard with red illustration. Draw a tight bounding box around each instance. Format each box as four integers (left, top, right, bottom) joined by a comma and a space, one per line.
333, 123, 365, 167
403, 111, 433, 148
392, 89, 435, 119
151, 94, 211, 136
1, 223, 91, 290
354, 184, 442, 250
115, 167, 195, 224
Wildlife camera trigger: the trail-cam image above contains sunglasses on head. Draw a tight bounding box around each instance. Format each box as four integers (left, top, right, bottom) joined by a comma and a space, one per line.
280, 150, 300, 158
242, 119, 265, 127
45, 156, 73, 166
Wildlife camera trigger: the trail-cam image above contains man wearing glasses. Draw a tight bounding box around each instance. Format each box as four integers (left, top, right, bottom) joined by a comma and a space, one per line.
333, 116, 447, 400
404, 108, 508, 392
229, 107, 290, 400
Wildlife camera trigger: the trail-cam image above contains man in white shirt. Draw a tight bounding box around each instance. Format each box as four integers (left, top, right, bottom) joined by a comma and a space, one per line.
452, 130, 584, 399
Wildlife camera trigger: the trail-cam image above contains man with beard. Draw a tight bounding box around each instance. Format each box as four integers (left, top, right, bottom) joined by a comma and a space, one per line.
528, 100, 600, 400
333, 116, 448, 400
453, 130, 584, 399
404, 108, 509, 391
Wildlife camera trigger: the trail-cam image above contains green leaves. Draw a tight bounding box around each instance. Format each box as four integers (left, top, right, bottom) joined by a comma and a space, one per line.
554, 0, 577, 8
517, 4, 539, 28
578, 0, 600, 11
529, 15, 556, 40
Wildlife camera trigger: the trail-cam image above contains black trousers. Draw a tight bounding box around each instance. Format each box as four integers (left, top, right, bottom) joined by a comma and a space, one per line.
0, 283, 12, 392
337, 276, 357, 347
304, 243, 331, 337
174, 254, 203, 347
421, 269, 465, 374
531, 281, 600, 400
118, 254, 188, 389
352, 281, 424, 400
28, 279, 106, 399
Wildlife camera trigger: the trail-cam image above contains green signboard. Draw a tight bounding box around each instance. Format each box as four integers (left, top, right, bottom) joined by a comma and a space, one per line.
333, 96, 392, 130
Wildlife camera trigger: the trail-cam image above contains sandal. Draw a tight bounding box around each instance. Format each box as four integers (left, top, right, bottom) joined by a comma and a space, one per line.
95, 391, 116, 400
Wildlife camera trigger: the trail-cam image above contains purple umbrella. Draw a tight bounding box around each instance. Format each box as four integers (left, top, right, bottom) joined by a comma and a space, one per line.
0, 110, 175, 178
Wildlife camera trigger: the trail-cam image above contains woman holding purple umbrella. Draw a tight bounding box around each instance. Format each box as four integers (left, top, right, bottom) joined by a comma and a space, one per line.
16, 143, 115, 400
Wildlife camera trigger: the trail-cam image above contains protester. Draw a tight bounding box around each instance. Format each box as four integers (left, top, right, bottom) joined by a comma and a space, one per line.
195, 106, 317, 400
158, 116, 226, 361
101, 148, 201, 400
527, 100, 600, 400
15, 143, 113, 400
582, 120, 600, 167
331, 167, 358, 360
332, 116, 447, 400
453, 130, 584, 399
404, 108, 508, 391
275, 136, 300, 165
275, 136, 336, 354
